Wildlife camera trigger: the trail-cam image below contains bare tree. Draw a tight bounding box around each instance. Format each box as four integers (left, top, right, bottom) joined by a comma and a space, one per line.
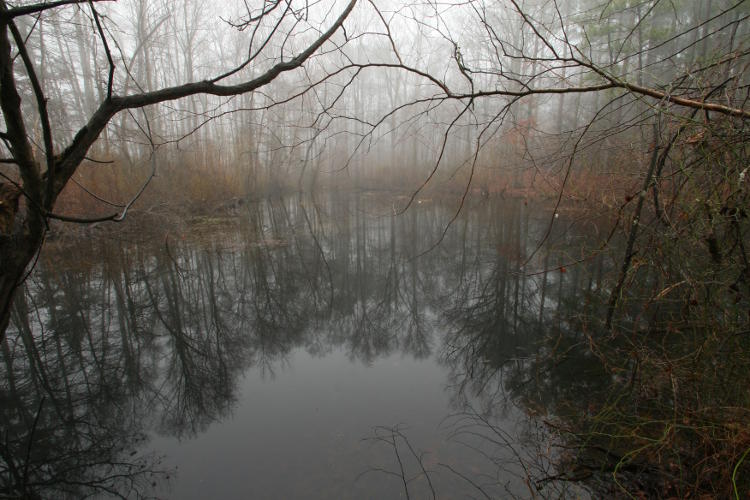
1, 0, 748, 342
0, 0, 357, 340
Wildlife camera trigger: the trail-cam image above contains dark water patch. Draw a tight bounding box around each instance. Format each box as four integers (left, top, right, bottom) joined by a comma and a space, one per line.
9, 191, 730, 498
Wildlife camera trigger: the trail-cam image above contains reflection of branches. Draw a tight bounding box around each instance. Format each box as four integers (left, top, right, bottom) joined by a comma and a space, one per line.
148, 247, 242, 437
446, 407, 538, 498
359, 425, 436, 500
0, 332, 170, 499
441, 405, 593, 499
6, 191, 537, 497
437, 463, 492, 500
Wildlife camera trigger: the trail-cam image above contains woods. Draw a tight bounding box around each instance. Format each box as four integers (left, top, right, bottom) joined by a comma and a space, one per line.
1, 0, 356, 338
0, 0, 748, 497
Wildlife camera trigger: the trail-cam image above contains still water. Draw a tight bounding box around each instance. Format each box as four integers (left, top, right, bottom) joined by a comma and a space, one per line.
2, 192, 605, 499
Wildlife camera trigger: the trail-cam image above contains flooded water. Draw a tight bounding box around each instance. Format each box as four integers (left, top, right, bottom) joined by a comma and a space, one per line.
2, 192, 605, 499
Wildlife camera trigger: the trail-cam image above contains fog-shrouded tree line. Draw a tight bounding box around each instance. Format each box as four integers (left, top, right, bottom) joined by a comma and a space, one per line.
1, 0, 748, 336
0, 0, 748, 497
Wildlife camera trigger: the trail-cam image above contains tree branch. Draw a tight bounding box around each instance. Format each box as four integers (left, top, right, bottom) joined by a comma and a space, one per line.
0, 5, 42, 209
0, 0, 113, 19
6, 19, 55, 209
54, 0, 357, 197
88, 0, 115, 100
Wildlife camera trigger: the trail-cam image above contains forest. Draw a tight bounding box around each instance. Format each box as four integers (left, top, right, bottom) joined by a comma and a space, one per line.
0, 0, 748, 498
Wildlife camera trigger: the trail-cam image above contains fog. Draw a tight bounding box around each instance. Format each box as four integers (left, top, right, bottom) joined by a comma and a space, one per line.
1, 0, 748, 498
5, 0, 745, 201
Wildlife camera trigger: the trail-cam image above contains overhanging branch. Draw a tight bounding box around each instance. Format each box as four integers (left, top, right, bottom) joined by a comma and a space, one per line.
0, 0, 113, 20
53, 0, 357, 197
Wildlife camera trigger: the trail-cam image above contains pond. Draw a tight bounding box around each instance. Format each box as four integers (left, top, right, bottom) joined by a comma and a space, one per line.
2, 192, 609, 499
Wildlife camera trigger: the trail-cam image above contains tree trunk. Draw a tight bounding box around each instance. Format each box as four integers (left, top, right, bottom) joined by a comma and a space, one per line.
0, 228, 44, 343
0, 16, 47, 343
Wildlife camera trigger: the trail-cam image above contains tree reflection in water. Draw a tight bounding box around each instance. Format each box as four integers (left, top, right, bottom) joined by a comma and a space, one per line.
2, 192, 623, 498
436, 198, 613, 498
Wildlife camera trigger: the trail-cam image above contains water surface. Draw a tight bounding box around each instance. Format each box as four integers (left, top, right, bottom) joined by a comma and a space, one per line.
2, 193, 602, 499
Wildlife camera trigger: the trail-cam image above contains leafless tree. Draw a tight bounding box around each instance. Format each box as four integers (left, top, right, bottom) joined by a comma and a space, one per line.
1, 0, 748, 345
0, 0, 356, 340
